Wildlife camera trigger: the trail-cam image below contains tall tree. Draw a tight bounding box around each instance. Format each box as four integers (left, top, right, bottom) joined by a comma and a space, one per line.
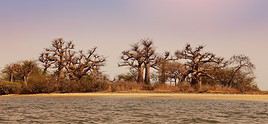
66, 47, 105, 81
165, 62, 187, 86
2, 60, 38, 84
20, 60, 37, 84
2, 63, 21, 82
175, 44, 224, 90
153, 52, 171, 83
141, 39, 156, 84
226, 55, 255, 87
119, 43, 145, 83
39, 38, 75, 80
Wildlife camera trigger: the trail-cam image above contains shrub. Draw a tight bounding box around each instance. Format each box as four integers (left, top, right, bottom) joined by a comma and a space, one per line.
142, 84, 154, 91
79, 81, 109, 92
55, 79, 109, 93
0, 82, 22, 95
20, 74, 57, 94
111, 81, 142, 92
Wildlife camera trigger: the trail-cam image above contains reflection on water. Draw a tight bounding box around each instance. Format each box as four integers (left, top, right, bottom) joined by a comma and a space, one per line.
0, 96, 268, 124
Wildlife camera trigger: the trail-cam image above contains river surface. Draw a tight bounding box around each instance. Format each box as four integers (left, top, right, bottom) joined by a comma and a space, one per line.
0, 95, 268, 124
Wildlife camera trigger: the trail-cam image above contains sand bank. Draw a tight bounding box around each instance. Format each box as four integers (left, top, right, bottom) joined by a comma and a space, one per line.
3, 93, 268, 102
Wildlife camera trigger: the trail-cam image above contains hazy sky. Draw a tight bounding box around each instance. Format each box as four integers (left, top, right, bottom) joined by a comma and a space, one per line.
0, 0, 267, 89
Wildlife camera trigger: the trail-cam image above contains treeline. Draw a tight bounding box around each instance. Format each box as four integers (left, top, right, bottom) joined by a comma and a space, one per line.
0, 38, 259, 95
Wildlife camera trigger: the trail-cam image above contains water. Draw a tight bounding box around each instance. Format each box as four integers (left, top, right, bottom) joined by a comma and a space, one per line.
0, 96, 268, 124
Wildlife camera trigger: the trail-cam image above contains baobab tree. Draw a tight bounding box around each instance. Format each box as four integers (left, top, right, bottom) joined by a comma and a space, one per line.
175, 44, 224, 90
119, 43, 145, 83
141, 39, 157, 84
226, 55, 255, 87
117, 68, 137, 82
66, 47, 105, 81
165, 62, 187, 86
20, 60, 37, 84
2, 63, 21, 82
153, 51, 171, 83
2, 60, 37, 85
39, 38, 75, 80
119, 39, 157, 84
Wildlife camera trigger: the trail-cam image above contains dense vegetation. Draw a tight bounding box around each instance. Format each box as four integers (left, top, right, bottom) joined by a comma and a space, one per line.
0, 38, 259, 95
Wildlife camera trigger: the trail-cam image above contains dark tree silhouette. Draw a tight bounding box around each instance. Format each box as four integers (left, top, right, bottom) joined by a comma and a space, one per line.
141, 39, 156, 84
119, 43, 145, 83
175, 44, 224, 90
39, 38, 74, 80
2, 60, 37, 85
20, 60, 37, 84
66, 47, 105, 81
119, 39, 157, 84
153, 51, 171, 83
2, 63, 20, 82
227, 55, 255, 87
165, 62, 187, 86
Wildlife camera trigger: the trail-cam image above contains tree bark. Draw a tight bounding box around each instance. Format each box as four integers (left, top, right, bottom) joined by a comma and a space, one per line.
144, 64, 151, 85
198, 79, 202, 91
159, 62, 167, 83
137, 66, 144, 83
23, 76, 28, 87
10, 74, 14, 82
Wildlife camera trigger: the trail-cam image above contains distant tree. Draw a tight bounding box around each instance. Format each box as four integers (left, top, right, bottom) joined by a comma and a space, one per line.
117, 68, 137, 82
119, 42, 145, 83
153, 52, 171, 83
227, 55, 255, 87
206, 65, 258, 92
66, 47, 105, 81
20, 60, 37, 84
2, 60, 38, 85
141, 39, 157, 84
119, 39, 157, 84
175, 44, 224, 90
165, 62, 186, 86
2, 63, 21, 82
39, 38, 75, 80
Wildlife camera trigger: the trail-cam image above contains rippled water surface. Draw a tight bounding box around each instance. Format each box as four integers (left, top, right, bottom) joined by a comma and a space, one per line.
1, 95, 268, 124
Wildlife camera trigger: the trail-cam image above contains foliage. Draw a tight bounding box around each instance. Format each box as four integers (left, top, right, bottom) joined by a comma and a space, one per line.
0, 82, 22, 95
0, 38, 260, 94
2, 60, 39, 83
119, 39, 156, 84
39, 38, 105, 81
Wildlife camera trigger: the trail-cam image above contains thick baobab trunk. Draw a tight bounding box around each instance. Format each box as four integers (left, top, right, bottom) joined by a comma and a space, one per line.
190, 78, 199, 90
159, 62, 167, 83
23, 76, 28, 87
159, 72, 167, 84
198, 79, 202, 91
174, 78, 177, 86
144, 64, 151, 85
57, 65, 65, 81
10, 73, 14, 82
137, 66, 144, 83
23, 76, 27, 83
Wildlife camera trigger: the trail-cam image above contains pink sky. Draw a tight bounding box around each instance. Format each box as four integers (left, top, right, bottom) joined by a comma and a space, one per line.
0, 0, 267, 89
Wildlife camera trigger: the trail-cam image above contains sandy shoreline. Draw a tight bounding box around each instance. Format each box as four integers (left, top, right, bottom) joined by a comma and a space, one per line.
3, 93, 268, 102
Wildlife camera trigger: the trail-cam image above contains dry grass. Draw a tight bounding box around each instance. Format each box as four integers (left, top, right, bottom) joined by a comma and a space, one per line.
1, 81, 263, 95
